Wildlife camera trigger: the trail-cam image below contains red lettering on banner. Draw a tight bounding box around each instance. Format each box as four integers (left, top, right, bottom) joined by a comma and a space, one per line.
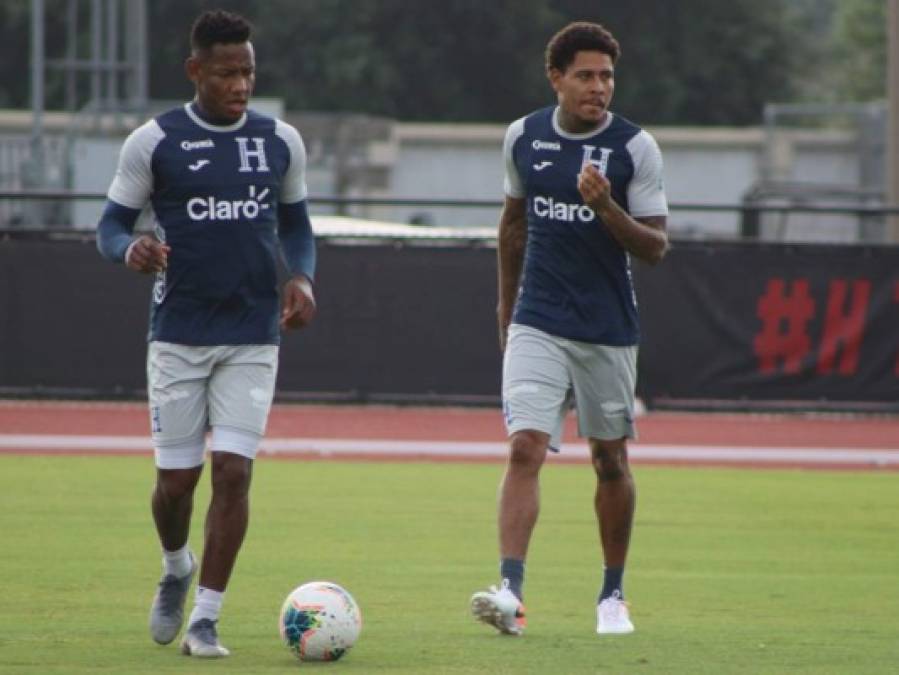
816, 280, 871, 375
753, 279, 816, 374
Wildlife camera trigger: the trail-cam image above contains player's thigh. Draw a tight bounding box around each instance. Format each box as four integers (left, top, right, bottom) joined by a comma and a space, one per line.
147, 341, 212, 445
502, 324, 571, 450
568, 343, 637, 441
208, 345, 279, 439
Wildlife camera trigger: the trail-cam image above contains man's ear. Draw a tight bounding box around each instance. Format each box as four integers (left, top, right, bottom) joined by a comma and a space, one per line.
185, 55, 201, 84
547, 67, 562, 93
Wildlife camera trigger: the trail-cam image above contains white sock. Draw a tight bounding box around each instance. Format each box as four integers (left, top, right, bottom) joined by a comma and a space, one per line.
188, 586, 224, 625
161, 545, 193, 578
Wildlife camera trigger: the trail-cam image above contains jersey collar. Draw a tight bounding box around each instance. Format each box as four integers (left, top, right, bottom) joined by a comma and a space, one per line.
184, 102, 248, 133
551, 107, 614, 140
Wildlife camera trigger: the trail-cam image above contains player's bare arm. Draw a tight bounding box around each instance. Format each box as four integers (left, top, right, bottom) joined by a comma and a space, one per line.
496, 196, 527, 350
280, 275, 316, 330
126, 235, 171, 274
577, 163, 668, 265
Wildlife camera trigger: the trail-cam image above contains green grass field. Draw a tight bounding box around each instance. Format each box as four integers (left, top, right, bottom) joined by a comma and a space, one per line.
0, 455, 896, 674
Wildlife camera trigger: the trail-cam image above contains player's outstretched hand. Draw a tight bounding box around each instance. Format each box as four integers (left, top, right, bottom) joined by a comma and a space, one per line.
577, 163, 612, 210
280, 275, 317, 330
125, 235, 171, 274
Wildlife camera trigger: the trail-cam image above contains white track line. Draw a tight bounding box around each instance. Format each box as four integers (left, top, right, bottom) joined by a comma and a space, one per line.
1, 434, 898, 466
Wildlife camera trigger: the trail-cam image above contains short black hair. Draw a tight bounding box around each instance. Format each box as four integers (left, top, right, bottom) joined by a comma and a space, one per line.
545, 22, 620, 72
190, 9, 252, 53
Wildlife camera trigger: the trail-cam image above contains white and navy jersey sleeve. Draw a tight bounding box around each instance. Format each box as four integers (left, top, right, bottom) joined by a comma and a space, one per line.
275, 120, 308, 204
625, 130, 668, 218
107, 119, 165, 209
502, 117, 526, 199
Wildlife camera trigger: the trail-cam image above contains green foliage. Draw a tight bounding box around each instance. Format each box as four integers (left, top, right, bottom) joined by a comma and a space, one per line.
251, 0, 562, 122
790, 0, 886, 104
1, 455, 898, 674
225, 0, 812, 125
6, 0, 889, 124
0, 1, 36, 109
833, 0, 887, 101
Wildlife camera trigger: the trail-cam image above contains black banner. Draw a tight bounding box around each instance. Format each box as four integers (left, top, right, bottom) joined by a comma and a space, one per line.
1, 236, 896, 409
0, 237, 501, 402
636, 242, 899, 408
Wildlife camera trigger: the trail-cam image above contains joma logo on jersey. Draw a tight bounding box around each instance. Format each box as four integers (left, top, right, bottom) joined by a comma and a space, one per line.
181, 139, 214, 151
532, 139, 561, 151
582, 145, 613, 175
533, 196, 595, 223
235, 137, 269, 172
187, 185, 271, 221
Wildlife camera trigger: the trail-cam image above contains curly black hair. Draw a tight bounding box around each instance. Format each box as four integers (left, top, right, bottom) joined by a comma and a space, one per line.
545, 22, 620, 72
190, 9, 252, 52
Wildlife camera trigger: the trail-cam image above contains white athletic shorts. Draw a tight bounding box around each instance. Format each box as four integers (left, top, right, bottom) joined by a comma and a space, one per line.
502, 323, 637, 451
146, 341, 279, 469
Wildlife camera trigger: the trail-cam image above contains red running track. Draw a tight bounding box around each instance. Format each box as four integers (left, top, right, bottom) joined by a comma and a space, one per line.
1, 400, 897, 445
1, 400, 898, 470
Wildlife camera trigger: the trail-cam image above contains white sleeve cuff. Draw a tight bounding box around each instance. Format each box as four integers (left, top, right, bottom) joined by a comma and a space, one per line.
123, 239, 138, 265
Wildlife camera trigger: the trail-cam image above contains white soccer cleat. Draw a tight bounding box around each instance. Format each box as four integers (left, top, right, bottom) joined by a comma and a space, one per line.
180, 619, 230, 657
596, 591, 634, 635
470, 579, 526, 636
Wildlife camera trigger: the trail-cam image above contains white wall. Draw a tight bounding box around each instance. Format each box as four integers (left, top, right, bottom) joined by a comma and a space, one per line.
373, 123, 866, 241
5, 105, 869, 240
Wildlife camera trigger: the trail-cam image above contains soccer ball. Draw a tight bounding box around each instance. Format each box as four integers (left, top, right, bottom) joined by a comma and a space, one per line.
279, 581, 362, 662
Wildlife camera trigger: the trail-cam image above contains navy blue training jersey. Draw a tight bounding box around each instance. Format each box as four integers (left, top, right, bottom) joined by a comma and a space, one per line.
504, 106, 668, 345
107, 103, 307, 346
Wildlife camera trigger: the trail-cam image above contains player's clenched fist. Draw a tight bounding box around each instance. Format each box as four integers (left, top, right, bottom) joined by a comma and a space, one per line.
126, 235, 171, 274
280, 275, 317, 330
577, 163, 612, 210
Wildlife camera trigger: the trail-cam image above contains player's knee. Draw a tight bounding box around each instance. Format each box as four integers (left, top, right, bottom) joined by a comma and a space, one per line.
589, 440, 630, 482
508, 431, 548, 473
211, 453, 253, 498
156, 467, 201, 502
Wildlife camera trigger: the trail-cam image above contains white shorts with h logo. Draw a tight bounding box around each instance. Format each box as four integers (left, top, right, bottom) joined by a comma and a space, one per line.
146, 341, 279, 469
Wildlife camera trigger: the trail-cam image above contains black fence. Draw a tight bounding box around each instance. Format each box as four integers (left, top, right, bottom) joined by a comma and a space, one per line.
1, 232, 896, 411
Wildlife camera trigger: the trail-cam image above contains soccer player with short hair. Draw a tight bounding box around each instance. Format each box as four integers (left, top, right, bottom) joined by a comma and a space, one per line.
96, 10, 316, 657
470, 21, 669, 636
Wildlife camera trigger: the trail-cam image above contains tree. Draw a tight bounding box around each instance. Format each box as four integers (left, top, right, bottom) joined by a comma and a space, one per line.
833, 0, 887, 101
243, 0, 814, 125
548, 0, 815, 125
3, 0, 883, 125
0, 0, 74, 110
0, 1, 30, 109
252, 0, 563, 121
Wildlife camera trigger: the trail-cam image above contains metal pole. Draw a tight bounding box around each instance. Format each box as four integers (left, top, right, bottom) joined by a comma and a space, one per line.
105, 0, 118, 111
66, 0, 78, 111
126, 0, 148, 110
91, 0, 102, 113
31, 0, 44, 143
888, 0, 899, 241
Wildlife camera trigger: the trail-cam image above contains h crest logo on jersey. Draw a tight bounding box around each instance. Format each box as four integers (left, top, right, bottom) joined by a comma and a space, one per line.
235, 137, 270, 173
581, 145, 613, 176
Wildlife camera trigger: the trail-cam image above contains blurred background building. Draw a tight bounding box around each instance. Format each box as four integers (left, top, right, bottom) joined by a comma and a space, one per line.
1, 0, 896, 243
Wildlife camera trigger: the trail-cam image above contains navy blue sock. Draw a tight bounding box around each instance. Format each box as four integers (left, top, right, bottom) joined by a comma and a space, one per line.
599, 566, 624, 602
500, 558, 525, 600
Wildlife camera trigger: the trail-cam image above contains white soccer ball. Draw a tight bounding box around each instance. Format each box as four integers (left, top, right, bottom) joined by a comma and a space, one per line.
279, 581, 362, 662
